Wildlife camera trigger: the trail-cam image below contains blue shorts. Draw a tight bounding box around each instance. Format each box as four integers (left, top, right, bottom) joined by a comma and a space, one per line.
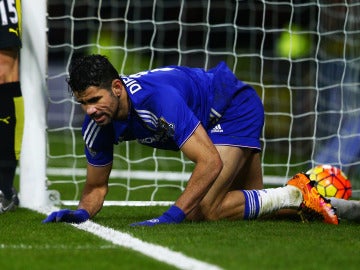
207, 86, 264, 151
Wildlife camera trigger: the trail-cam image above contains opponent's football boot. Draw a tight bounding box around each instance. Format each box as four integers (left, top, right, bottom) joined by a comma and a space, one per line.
0, 188, 19, 213
287, 173, 338, 225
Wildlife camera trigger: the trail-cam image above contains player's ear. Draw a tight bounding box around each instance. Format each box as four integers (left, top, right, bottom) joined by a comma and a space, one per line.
111, 79, 122, 97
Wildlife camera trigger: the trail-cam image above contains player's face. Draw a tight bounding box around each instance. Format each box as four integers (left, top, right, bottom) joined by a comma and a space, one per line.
75, 86, 119, 126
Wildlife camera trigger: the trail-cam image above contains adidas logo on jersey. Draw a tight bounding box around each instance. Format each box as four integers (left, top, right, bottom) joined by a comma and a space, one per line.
211, 124, 223, 133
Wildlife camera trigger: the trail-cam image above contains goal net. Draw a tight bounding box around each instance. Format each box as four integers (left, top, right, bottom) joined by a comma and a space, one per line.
20, 0, 360, 207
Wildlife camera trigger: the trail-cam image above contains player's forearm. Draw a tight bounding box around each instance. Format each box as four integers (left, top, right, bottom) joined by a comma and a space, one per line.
175, 158, 223, 214
78, 163, 112, 218
78, 183, 108, 218
131, 161, 222, 227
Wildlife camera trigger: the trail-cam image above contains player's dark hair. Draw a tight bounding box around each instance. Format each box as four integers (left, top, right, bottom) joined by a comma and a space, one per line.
67, 54, 120, 94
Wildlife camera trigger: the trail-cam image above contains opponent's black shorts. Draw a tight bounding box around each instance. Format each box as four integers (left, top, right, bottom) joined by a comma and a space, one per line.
0, 0, 22, 49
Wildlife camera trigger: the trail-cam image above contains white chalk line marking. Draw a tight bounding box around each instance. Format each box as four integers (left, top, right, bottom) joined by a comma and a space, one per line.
35, 207, 223, 270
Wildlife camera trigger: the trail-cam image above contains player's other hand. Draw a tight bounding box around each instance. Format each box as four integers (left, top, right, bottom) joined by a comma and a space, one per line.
42, 209, 90, 224
131, 205, 185, 227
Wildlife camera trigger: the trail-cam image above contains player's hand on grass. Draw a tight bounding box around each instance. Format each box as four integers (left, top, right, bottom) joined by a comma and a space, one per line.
131, 205, 185, 226
42, 209, 90, 224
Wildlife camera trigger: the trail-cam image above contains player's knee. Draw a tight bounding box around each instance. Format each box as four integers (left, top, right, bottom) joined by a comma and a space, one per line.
0, 52, 20, 83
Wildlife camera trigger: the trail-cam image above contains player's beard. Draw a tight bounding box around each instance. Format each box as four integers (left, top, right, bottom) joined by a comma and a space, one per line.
112, 96, 122, 121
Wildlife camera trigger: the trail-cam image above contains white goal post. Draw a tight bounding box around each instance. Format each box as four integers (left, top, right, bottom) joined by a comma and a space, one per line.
19, 0, 47, 208
20, 0, 360, 208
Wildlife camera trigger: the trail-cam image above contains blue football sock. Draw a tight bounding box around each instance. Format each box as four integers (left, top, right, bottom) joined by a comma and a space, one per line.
242, 190, 261, 220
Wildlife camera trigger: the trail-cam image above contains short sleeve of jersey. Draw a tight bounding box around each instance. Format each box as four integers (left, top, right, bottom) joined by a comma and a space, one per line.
82, 116, 115, 166
148, 89, 200, 149
126, 68, 201, 149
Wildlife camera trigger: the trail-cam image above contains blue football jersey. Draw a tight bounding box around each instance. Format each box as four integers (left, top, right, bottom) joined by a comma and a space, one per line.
83, 61, 251, 166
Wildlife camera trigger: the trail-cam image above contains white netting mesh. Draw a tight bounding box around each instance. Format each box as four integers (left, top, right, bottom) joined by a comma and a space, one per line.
45, 0, 360, 202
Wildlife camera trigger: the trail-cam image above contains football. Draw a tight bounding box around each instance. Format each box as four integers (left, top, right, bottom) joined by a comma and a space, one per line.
306, 164, 352, 199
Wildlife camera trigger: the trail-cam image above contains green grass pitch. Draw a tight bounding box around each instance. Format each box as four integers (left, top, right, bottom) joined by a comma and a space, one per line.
1, 206, 360, 270
5, 133, 359, 269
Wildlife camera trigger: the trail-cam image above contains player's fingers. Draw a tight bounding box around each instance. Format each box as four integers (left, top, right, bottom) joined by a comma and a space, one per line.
42, 212, 59, 223
42, 209, 71, 223
55, 209, 71, 222
130, 218, 159, 227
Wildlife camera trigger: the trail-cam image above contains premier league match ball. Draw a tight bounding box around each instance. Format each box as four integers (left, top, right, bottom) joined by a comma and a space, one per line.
306, 164, 352, 200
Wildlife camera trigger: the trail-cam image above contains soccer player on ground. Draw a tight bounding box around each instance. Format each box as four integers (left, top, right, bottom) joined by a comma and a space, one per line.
43, 54, 338, 225
0, 0, 24, 213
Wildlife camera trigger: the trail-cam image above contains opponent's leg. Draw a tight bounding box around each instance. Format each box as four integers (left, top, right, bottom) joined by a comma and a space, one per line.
0, 49, 20, 83
329, 198, 360, 222
0, 76, 23, 212
0, 1, 23, 213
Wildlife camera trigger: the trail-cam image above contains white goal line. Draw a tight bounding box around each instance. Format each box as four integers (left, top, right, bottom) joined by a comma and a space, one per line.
47, 167, 286, 185
35, 206, 223, 270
